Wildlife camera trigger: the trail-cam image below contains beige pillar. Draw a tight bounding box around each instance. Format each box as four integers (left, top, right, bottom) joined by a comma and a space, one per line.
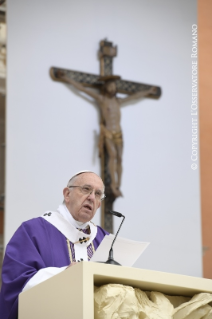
199, 0, 212, 278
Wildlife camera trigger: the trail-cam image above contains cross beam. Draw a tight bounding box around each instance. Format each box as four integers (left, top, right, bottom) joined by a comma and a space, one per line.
50, 67, 161, 97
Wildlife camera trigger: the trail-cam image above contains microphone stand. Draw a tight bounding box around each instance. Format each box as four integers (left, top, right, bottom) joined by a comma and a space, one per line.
104, 211, 125, 266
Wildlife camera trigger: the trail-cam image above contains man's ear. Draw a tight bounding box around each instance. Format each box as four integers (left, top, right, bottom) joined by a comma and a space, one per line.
63, 187, 70, 202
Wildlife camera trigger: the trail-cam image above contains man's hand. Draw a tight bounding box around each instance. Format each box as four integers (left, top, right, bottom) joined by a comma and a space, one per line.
56, 69, 67, 80
148, 86, 157, 95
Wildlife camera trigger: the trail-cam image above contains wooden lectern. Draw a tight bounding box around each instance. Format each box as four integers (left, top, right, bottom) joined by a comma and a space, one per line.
19, 262, 212, 319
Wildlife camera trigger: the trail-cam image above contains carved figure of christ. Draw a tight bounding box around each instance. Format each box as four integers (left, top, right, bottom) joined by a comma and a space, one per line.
58, 73, 156, 197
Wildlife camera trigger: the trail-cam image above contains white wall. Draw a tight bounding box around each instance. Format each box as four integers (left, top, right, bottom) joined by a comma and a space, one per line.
6, 0, 200, 276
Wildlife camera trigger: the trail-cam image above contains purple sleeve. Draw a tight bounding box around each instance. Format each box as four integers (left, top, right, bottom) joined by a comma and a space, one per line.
0, 221, 49, 319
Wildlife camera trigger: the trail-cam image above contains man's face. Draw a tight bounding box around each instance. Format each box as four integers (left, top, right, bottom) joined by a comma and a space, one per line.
105, 81, 116, 96
63, 173, 104, 223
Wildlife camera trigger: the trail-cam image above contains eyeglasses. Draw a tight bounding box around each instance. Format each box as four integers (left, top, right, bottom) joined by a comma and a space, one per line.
68, 185, 106, 201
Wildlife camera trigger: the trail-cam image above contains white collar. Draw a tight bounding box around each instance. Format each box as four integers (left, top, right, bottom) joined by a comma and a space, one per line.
57, 203, 90, 230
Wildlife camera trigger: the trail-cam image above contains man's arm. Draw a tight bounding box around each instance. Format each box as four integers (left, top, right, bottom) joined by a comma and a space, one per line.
23, 262, 77, 292
58, 73, 102, 103
0, 219, 71, 319
119, 86, 157, 105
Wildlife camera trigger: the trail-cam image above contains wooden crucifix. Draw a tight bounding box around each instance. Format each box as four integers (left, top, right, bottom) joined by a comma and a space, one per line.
50, 39, 161, 233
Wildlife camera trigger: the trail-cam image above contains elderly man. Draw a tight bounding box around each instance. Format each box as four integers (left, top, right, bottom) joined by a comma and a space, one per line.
0, 171, 108, 319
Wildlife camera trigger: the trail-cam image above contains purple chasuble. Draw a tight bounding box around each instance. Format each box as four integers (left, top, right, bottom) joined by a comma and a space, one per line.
0, 217, 108, 319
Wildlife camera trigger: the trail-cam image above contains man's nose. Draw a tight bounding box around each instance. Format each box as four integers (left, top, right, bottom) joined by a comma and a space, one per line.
87, 190, 95, 200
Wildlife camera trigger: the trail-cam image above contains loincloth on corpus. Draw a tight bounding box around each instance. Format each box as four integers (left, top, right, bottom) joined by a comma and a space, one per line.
98, 124, 123, 157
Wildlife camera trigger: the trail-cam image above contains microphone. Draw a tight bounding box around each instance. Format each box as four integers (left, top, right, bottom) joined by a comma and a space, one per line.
104, 210, 125, 266
110, 210, 123, 218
